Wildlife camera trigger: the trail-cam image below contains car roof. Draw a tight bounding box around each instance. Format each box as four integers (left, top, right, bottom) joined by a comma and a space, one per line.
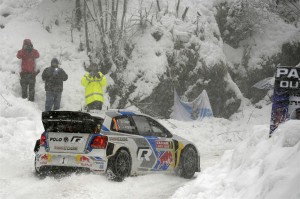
86, 109, 143, 119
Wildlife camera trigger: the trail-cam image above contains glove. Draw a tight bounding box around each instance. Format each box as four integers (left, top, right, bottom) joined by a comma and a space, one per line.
53, 68, 60, 77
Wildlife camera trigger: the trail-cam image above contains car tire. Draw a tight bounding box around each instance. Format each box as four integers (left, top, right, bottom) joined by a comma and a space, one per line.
34, 157, 42, 176
34, 157, 47, 177
108, 149, 131, 182
179, 145, 198, 179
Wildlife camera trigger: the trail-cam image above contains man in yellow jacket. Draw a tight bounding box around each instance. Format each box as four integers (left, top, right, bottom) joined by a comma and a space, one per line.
81, 63, 107, 110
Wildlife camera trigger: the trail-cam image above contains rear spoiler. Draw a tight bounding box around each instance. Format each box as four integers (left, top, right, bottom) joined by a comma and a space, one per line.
42, 111, 93, 122
42, 111, 103, 133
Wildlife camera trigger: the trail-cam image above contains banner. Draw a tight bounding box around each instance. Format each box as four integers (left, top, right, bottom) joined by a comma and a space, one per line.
171, 89, 213, 121
270, 67, 300, 136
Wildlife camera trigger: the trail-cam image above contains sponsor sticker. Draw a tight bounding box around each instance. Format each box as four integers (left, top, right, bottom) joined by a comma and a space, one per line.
137, 148, 152, 161
75, 155, 92, 167
71, 136, 84, 143
95, 162, 105, 169
39, 153, 52, 164
155, 141, 172, 149
54, 146, 78, 150
90, 156, 103, 161
158, 151, 173, 169
109, 137, 128, 142
50, 138, 62, 142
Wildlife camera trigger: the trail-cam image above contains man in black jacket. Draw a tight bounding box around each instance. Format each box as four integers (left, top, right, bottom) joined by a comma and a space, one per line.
42, 58, 68, 111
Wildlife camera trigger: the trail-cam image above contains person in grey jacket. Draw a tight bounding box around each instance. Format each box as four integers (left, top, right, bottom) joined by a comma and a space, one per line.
42, 58, 68, 111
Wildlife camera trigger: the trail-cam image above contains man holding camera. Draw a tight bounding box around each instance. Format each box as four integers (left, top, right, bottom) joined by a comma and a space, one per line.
81, 63, 107, 111
17, 39, 40, 102
42, 58, 68, 111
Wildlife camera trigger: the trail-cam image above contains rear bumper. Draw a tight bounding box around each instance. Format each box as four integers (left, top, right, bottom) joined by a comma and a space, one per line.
35, 151, 107, 173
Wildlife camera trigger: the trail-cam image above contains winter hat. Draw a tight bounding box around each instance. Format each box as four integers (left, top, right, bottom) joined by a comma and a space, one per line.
51, 58, 59, 66
89, 63, 98, 72
23, 39, 32, 48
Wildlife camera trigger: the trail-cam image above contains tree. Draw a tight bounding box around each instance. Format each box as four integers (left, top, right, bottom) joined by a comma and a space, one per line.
75, 0, 82, 30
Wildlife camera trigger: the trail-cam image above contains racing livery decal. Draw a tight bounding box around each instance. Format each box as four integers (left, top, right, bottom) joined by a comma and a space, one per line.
133, 138, 156, 168
145, 137, 174, 170
137, 147, 152, 161
109, 137, 128, 142
155, 141, 173, 149
76, 155, 92, 167
39, 153, 52, 165
70, 136, 84, 143
54, 146, 78, 150
157, 151, 173, 169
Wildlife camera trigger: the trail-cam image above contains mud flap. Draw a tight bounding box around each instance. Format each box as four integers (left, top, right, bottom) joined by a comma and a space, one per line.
34, 139, 40, 153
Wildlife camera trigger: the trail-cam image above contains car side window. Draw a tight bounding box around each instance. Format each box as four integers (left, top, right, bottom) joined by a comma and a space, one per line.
131, 115, 152, 136
132, 115, 172, 138
110, 116, 136, 134
147, 117, 172, 138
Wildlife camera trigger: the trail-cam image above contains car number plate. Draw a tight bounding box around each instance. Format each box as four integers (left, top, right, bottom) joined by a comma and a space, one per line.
59, 156, 68, 165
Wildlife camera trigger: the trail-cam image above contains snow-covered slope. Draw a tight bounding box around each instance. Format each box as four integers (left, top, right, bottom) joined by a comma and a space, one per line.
171, 120, 300, 199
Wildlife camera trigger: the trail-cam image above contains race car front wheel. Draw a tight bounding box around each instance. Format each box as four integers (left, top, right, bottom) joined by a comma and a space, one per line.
108, 149, 131, 182
179, 145, 198, 179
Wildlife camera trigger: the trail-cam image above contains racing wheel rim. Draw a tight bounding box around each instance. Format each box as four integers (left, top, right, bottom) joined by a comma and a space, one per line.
115, 150, 131, 178
182, 147, 197, 177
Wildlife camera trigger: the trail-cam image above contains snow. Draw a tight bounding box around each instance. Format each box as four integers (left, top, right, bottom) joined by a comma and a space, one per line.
171, 120, 300, 199
248, 19, 300, 69
0, 0, 300, 199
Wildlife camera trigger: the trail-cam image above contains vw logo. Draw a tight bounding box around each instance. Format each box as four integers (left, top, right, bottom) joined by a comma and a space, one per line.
64, 137, 69, 142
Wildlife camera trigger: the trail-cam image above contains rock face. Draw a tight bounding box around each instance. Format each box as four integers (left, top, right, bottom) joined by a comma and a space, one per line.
108, 31, 242, 118
106, 0, 300, 119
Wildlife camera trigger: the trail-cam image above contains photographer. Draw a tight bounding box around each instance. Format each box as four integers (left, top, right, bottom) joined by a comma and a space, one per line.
42, 58, 68, 111
81, 63, 107, 111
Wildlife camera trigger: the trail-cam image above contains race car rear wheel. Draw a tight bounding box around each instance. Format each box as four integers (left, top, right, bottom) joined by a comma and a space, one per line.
109, 149, 131, 181
179, 145, 198, 179
34, 157, 46, 177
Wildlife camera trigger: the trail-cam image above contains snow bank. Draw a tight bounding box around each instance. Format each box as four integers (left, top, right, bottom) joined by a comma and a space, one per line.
171, 120, 300, 199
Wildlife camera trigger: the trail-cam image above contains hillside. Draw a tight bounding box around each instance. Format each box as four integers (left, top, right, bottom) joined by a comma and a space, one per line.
0, 0, 300, 199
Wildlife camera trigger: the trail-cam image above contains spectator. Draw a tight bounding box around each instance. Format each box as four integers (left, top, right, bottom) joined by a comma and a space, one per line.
42, 58, 68, 111
81, 63, 107, 111
16, 39, 40, 102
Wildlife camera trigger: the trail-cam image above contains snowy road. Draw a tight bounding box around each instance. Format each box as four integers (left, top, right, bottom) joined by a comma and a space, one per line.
0, 109, 244, 199
0, 149, 218, 199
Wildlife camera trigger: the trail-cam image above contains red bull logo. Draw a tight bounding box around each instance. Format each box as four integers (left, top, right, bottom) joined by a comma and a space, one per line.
159, 151, 172, 168
79, 155, 92, 167
80, 156, 90, 163
39, 154, 50, 165
40, 154, 48, 160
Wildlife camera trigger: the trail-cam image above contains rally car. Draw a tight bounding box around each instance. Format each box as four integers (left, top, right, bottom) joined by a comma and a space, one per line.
34, 110, 200, 181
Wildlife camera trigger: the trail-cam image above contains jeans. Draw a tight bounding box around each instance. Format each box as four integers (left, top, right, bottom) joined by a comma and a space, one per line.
20, 73, 36, 102
45, 91, 62, 111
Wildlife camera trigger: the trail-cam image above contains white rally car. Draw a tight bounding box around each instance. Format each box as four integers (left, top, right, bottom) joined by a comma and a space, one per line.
34, 110, 200, 181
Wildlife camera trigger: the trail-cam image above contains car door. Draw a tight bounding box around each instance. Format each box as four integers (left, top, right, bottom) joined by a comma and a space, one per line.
131, 115, 175, 171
